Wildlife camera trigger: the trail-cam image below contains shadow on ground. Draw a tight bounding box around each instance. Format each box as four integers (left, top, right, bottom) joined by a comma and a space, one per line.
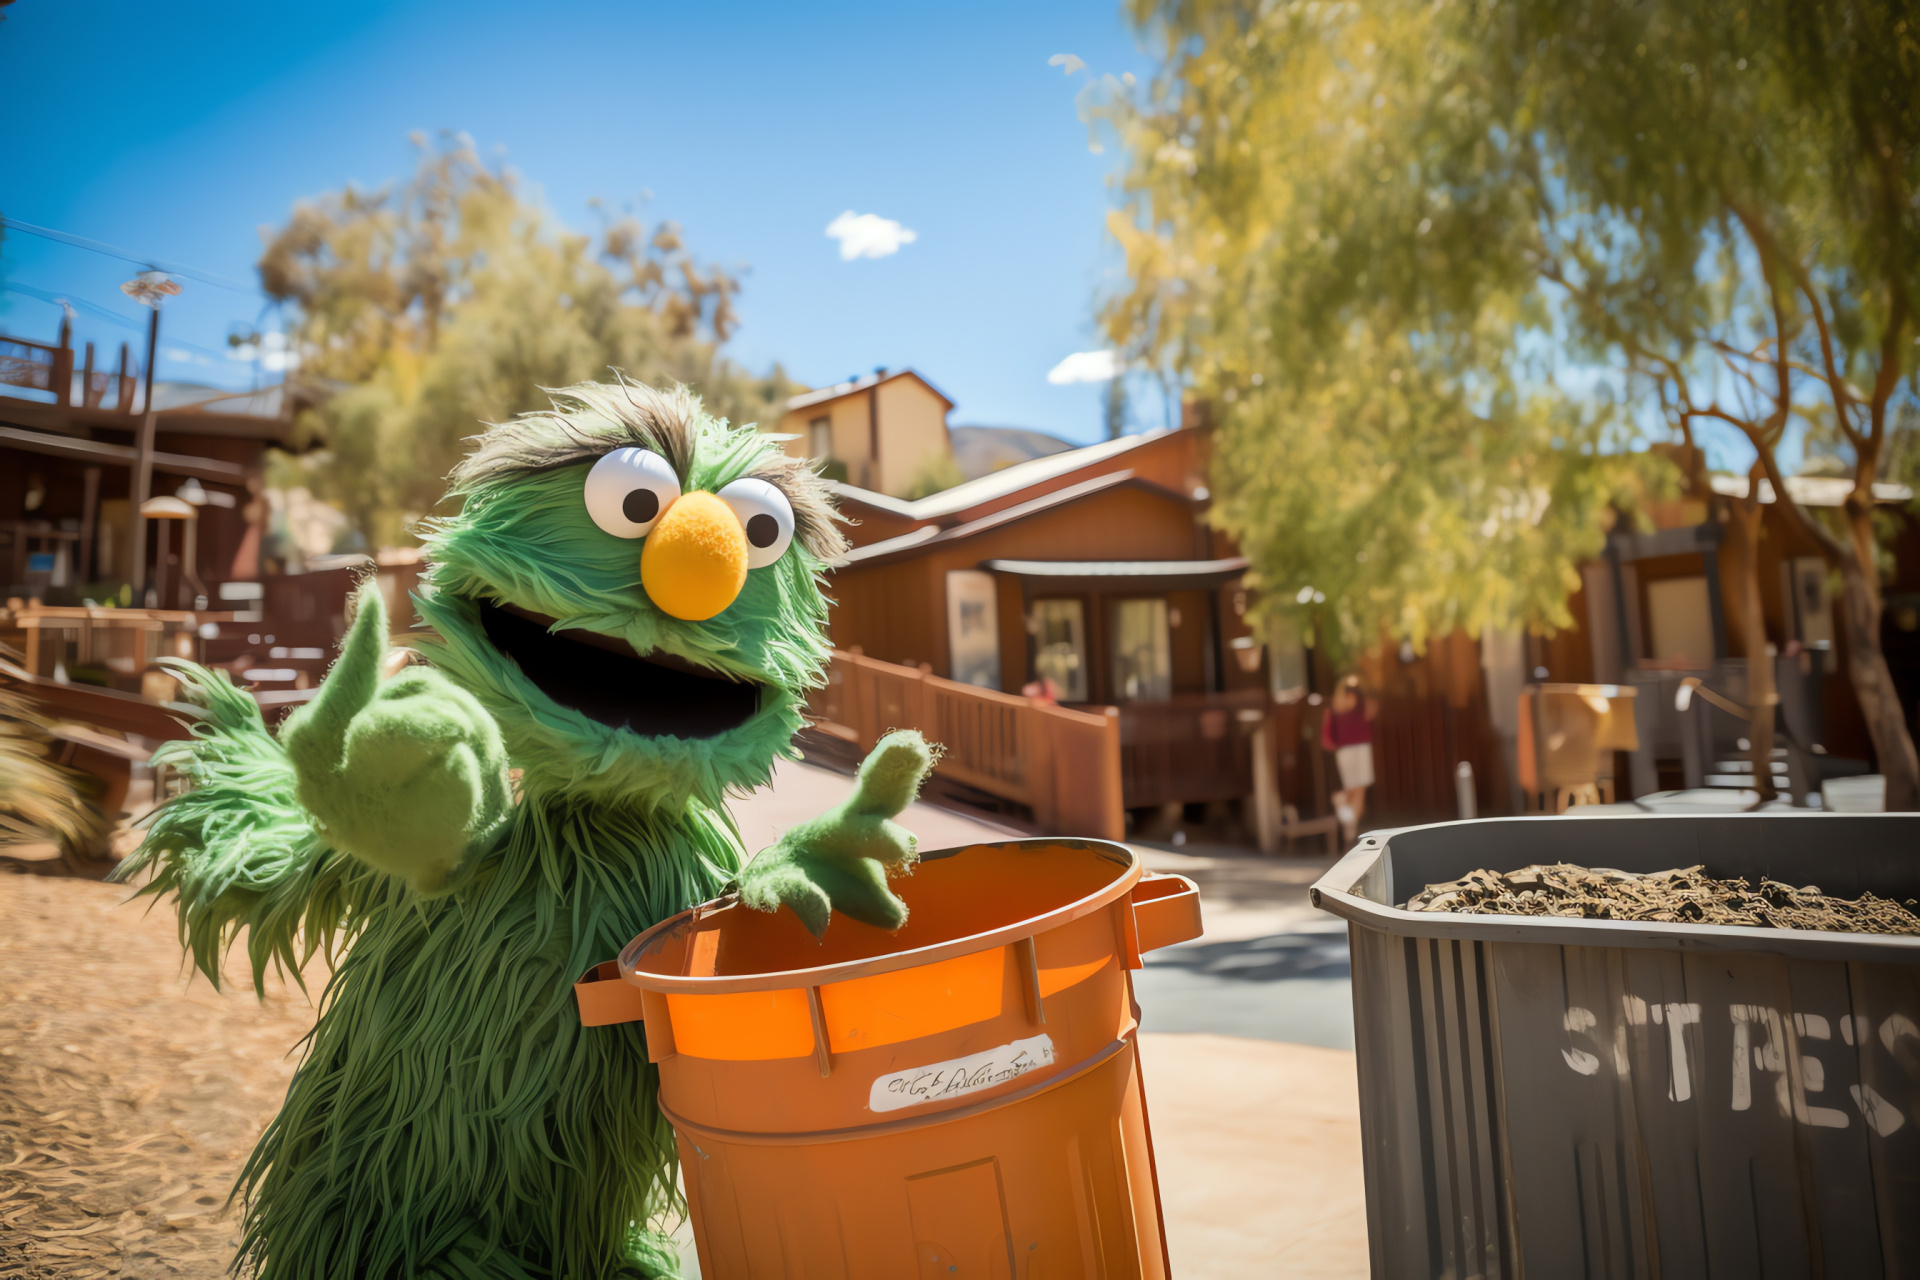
1147, 930, 1352, 984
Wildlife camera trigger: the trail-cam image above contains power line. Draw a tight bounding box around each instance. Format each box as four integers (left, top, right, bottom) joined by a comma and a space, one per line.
3, 281, 147, 332
2, 282, 268, 365
0, 215, 262, 294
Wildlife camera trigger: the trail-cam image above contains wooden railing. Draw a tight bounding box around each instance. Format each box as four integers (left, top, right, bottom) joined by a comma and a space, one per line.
808, 649, 1125, 841
1117, 689, 1269, 810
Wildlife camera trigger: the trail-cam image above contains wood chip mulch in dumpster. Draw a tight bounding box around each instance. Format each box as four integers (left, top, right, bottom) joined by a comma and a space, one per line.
1407, 862, 1920, 934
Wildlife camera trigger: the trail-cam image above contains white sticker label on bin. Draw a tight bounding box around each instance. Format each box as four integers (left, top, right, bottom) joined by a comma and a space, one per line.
869, 1035, 1056, 1113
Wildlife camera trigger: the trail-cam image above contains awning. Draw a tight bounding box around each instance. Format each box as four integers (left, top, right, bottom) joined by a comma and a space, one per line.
981, 556, 1249, 593
0, 425, 248, 483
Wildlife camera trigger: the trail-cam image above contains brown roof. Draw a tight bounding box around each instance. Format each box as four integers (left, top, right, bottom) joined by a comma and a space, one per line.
784, 368, 956, 414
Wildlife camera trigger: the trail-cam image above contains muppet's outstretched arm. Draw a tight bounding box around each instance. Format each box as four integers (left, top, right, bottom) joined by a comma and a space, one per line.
737, 729, 934, 937
280, 583, 513, 895
114, 662, 357, 994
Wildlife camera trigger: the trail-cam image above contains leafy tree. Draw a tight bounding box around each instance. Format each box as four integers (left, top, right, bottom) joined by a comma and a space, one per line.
1102, 0, 1919, 806
1489, 0, 1920, 805
262, 133, 795, 548
1096, 0, 1654, 666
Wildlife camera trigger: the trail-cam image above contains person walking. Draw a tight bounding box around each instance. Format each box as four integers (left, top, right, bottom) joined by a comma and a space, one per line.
1321, 674, 1376, 847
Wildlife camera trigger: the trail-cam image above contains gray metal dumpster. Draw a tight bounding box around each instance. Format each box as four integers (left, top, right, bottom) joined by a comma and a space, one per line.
1310, 814, 1920, 1279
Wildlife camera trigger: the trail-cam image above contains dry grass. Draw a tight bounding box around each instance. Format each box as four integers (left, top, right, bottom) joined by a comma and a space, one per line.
0, 873, 323, 1278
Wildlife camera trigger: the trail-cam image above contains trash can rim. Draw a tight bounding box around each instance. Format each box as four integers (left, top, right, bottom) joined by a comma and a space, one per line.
619, 837, 1143, 994
1309, 814, 1920, 965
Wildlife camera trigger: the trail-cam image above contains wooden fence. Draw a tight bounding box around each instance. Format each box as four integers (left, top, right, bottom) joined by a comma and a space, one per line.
808, 649, 1125, 841
1370, 693, 1503, 823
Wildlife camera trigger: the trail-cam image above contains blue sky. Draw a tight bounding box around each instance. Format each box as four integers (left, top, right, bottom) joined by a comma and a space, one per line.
0, 1, 1156, 444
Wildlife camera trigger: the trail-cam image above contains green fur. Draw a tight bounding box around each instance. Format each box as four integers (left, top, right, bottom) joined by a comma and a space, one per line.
121, 660, 365, 995
738, 729, 934, 936
121, 382, 921, 1279
282, 588, 513, 894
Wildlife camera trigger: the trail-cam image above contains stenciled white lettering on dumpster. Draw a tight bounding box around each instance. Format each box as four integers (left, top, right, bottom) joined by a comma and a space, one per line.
1558, 997, 1917, 1131
869, 1035, 1056, 1114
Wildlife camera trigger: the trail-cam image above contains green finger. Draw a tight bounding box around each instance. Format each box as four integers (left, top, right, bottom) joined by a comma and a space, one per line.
285, 582, 388, 766
739, 851, 833, 938
802, 854, 908, 931
847, 729, 934, 818
788, 812, 917, 866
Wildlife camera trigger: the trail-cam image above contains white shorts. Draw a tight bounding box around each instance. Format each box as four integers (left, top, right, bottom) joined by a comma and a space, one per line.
1335, 743, 1375, 791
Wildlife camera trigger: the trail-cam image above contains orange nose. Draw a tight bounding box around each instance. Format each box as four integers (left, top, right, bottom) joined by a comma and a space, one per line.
640, 491, 749, 621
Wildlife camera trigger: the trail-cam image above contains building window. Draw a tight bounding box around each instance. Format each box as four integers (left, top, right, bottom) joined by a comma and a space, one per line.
808, 416, 832, 461
946, 570, 1001, 689
1645, 576, 1714, 664
1111, 597, 1172, 702
1029, 598, 1087, 702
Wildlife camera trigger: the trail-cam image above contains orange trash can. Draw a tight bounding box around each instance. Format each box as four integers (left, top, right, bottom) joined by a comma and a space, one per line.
588, 838, 1202, 1279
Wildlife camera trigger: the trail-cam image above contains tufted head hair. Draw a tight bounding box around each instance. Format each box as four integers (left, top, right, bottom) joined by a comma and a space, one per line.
449, 376, 848, 562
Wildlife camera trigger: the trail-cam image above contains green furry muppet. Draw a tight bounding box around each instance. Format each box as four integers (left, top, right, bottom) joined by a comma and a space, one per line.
117, 382, 934, 1278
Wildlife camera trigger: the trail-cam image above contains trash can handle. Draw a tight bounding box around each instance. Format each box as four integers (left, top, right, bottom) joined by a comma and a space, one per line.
1128, 873, 1203, 966
576, 960, 647, 1028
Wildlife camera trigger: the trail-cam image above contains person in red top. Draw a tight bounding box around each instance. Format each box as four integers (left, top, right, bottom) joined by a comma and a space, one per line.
1321, 674, 1376, 847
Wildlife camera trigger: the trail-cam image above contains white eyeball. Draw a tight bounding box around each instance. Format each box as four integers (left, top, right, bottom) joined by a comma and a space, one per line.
584, 448, 681, 539
717, 478, 795, 568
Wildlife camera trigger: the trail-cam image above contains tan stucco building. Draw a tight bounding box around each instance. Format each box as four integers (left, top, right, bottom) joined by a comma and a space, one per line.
776, 369, 954, 498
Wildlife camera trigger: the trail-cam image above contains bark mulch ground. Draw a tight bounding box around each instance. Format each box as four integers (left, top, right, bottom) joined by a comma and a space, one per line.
1407, 862, 1920, 934
0, 871, 322, 1279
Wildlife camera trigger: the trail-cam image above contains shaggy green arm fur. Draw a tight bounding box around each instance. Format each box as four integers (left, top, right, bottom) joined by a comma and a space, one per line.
738, 729, 933, 936
112, 661, 360, 995
281, 585, 513, 894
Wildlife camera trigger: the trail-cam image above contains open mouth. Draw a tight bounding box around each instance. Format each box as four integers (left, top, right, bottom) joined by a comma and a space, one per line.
475, 599, 760, 739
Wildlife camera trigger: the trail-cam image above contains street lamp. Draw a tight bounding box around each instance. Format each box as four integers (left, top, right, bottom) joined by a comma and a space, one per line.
121, 271, 181, 604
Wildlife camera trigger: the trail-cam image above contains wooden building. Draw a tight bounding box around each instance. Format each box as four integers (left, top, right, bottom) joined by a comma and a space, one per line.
813, 415, 1281, 821
2, 316, 301, 608
776, 369, 955, 498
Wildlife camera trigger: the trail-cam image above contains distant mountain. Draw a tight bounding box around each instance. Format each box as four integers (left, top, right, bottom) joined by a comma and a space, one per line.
949, 425, 1078, 480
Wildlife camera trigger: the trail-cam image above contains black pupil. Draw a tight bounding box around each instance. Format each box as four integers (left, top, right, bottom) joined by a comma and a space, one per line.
623, 489, 660, 525
747, 513, 780, 548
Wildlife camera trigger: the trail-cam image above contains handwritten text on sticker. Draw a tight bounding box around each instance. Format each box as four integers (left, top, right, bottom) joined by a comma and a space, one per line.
868, 1035, 1056, 1113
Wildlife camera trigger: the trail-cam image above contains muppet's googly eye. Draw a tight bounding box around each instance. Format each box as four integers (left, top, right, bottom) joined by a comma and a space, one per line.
584, 448, 682, 538
717, 478, 795, 568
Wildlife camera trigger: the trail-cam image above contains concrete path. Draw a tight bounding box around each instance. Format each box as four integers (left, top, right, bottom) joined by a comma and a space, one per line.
1141, 1033, 1367, 1279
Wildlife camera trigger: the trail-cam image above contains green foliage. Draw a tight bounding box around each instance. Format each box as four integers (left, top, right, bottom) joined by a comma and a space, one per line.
904, 451, 968, 500
1097, 1, 1657, 659
1100, 0, 1915, 664
262, 133, 798, 549
1481, 0, 1918, 491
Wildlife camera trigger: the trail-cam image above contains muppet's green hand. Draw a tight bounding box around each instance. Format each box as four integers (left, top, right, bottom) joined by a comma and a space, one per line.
280, 583, 512, 894
738, 729, 934, 937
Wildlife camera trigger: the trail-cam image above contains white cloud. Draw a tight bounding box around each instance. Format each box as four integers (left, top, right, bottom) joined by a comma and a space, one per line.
1046, 350, 1122, 384
825, 210, 918, 261
1049, 53, 1086, 76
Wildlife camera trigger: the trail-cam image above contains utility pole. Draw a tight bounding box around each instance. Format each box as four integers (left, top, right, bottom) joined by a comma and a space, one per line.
122, 272, 181, 602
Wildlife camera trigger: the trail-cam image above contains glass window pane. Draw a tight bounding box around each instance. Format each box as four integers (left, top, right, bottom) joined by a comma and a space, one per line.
1111, 598, 1171, 701
1029, 598, 1087, 702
